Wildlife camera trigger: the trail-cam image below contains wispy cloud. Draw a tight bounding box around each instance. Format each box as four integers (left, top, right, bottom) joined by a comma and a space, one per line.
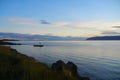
52, 21, 120, 31
40, 20, 51, 24
2, 17, 39, 26
53, 22, 69, 27
71, 21, 120, 30
3, 17, 120, 30
101, 31, 120, 34
112, 26, 120, 28
100, 30, 120, 36
4, 17, 52, 26
7, 17, 33, 22
1, 17, 120, 37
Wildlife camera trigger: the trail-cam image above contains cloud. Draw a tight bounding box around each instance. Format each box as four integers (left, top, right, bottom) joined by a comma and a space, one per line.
40, 20, 51, 24
52, 21, 120, 31
53, 22, 69, 27
99, 30, 120, 36
101, 31, 120, 34
6, 17, 40, 26
4, 17, 53, 26
112, 26, 120, 28
7, 17, 33, 22
2, 17, 120, 32
1, 17, 120, 37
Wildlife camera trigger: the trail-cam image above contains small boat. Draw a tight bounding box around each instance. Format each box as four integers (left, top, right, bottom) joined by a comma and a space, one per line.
33, 44, 44, 47
33, 42, 44, 47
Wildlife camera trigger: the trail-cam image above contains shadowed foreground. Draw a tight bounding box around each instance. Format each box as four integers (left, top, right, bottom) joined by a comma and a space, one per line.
0, 41, 90, 80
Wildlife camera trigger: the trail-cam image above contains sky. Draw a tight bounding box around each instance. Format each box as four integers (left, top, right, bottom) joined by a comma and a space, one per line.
0, 0, 120, 37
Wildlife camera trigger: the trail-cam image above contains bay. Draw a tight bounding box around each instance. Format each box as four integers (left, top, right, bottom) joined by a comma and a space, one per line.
10, 41, 120, 80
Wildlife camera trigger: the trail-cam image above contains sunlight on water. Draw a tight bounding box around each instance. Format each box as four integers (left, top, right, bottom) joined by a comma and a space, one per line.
11, 41, 120, 80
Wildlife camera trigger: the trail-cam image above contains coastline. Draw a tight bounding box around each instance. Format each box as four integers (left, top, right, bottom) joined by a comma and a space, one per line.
0, 40, 90, 80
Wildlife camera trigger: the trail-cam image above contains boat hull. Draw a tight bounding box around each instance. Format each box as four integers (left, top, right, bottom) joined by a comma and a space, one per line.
33, 45, 44, 47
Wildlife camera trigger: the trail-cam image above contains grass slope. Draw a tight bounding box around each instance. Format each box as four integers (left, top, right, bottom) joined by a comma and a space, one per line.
0, 41, 89, 80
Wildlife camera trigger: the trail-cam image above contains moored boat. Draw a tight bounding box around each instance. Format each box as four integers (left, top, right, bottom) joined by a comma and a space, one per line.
33, 42, 44, 47
33, 44, 44, 47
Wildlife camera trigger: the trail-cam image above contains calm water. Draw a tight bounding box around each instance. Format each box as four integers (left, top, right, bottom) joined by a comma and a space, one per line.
10, 41, 120, 80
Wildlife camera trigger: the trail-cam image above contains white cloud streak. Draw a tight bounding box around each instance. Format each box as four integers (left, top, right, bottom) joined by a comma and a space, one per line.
7, 17, 40, 26
4, 17, 120, 29
1, 17, 120, 36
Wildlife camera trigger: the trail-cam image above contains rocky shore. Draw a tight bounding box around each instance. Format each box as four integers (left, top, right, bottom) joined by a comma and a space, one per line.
51, 60, 90, 80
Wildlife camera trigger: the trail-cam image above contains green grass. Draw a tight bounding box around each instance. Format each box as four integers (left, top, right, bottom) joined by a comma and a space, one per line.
0, 46, 81, 80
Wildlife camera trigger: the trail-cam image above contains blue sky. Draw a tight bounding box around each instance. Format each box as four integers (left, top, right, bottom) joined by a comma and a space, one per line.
0, 0, 120, 37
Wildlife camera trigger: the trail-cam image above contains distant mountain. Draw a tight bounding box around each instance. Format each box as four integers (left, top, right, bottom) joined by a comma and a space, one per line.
87, 36, 120, 40
0, 32, 86, 41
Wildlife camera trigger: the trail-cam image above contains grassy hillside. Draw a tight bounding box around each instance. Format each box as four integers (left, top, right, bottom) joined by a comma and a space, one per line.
0, 41, 89, 80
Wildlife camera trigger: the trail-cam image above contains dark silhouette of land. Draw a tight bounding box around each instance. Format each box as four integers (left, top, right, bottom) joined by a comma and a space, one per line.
87, 36, 120, 40
0, 41, 90, 80
0, 40, 21, 45
0, 32, 86, 41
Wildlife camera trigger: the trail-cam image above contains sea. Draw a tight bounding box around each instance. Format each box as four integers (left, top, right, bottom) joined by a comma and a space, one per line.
9, 41, 120, 80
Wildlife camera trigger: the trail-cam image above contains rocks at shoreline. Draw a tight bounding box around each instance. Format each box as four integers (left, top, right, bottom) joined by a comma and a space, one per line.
51, 60, 90, 80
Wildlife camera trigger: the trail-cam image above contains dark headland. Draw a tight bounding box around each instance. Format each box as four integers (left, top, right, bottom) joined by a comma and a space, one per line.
0, 40, 90, 80
0, 40, 21, 45
87, 35, 120, 40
